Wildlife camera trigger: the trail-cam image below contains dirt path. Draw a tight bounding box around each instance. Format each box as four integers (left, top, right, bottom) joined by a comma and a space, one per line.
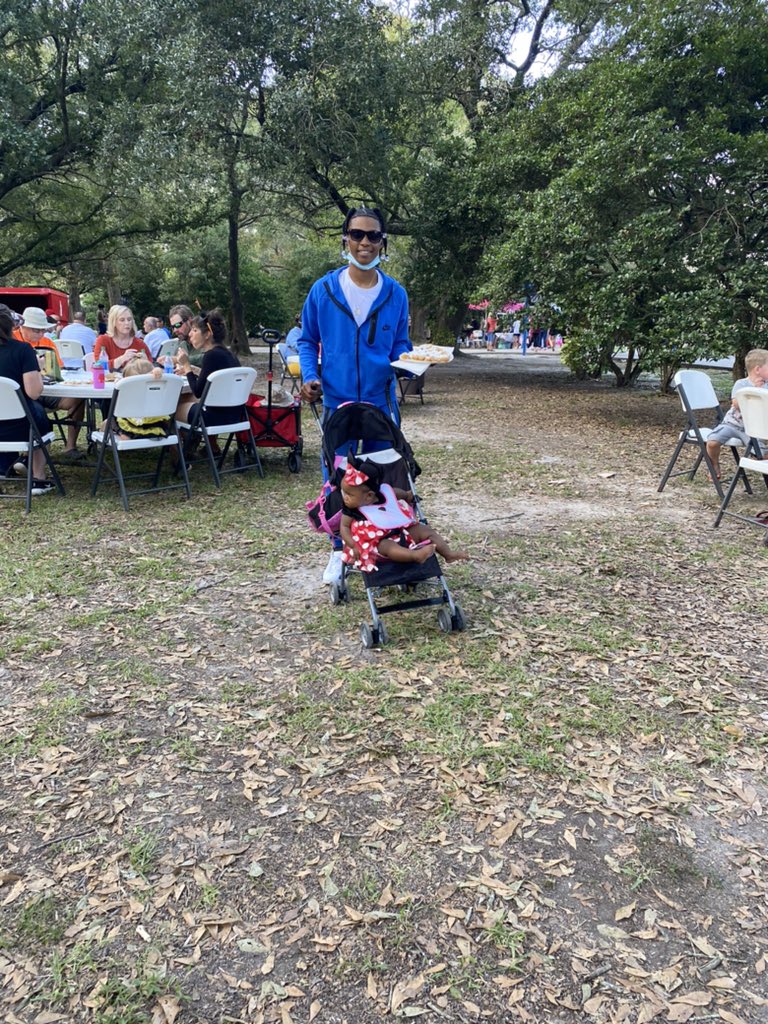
0, 352, 766, 1024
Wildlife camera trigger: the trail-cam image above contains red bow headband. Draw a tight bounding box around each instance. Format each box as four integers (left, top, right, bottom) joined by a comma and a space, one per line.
344, 463, 369, 486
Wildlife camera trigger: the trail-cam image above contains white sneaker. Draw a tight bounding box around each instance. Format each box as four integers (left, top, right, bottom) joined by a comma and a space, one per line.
322, 550, 344, 585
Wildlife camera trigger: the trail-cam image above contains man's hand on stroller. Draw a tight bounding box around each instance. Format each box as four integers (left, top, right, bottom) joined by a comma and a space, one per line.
300, 379, 322, 403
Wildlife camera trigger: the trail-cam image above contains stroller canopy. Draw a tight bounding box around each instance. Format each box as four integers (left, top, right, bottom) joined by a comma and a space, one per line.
321, 403, 420, 480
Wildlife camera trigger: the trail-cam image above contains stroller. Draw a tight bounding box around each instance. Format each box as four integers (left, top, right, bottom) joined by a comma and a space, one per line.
311, 402, 466, 647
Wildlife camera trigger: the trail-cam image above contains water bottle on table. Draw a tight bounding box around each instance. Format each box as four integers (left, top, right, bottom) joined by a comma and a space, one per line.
163, 355, 174, 375
92, 352, 107, 389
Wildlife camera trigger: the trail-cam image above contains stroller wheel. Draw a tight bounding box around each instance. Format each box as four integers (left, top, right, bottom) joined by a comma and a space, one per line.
330, 582, 348, 606
287, 451, 302, 474
377, 620, 389, 645
437, 607, 453, 633
360, 623, 375, 649
452, 603, 467, 632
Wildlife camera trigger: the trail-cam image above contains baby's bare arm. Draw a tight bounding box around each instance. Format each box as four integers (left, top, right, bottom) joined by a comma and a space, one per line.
340, 514, 354, 548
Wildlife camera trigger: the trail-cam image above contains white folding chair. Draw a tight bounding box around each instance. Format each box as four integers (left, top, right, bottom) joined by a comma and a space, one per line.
657, 369, 743, 500
277, 344, 301, 394
176, 366, 263, 488
0, 377, 65, 512
157, 339, 179, 362
713, 387, 768, 540
90, 375, 191, 511
57, 339, 86, 369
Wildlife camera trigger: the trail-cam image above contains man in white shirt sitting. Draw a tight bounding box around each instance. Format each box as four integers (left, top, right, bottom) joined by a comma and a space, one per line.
142, 316, 172, 361
59, 311, 97, 364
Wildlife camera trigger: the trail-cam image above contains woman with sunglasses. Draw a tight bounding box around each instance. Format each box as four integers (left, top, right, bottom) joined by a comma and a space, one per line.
297, 206, 413, 583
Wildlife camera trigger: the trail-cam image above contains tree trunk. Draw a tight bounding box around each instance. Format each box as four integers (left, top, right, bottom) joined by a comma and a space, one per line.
611, 335, 645, 387
410, 304, 429, 342
445, 307, 465, 340
65, 262, 82, 316
659, 361, 677, 394
101, 259, 122, 307
420, 302, 465, 348
733, 309, 757, 379
228, 211, 248, 355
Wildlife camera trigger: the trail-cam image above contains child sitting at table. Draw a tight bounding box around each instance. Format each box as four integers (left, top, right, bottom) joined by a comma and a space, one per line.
339, 455, 468, 573
705, 348, 768, 479
113, 357, 171, 440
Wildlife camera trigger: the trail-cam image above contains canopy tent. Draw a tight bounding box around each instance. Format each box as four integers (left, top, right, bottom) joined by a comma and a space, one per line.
468, 300, 526, 313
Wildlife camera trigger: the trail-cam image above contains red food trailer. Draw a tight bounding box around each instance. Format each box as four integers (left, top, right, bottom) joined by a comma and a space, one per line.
0, 287, 70, 326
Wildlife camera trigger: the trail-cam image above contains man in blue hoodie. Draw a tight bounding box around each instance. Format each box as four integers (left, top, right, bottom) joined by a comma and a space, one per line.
298, 206, 412, 583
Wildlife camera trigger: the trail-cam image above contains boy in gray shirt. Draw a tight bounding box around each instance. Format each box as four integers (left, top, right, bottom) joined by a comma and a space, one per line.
706, 348, 768, 479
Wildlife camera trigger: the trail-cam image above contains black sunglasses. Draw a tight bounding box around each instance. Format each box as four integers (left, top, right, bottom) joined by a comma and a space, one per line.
346, 229, 385, 243
170, 320, 186, 330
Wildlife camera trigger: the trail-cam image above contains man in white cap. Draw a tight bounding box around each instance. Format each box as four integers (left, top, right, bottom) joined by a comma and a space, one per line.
13, 307, 85, 462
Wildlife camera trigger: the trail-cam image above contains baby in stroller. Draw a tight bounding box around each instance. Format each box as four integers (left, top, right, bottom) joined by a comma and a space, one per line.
340, 454, 468, 572
308, 402, 468, 644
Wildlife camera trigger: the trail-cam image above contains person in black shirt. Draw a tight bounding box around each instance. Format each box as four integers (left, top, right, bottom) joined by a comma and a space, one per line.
0, 304, 55, 491
174, 309, 242, 427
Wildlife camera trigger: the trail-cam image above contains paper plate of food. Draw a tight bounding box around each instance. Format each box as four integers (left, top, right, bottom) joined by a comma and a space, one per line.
391, 345, 454, 374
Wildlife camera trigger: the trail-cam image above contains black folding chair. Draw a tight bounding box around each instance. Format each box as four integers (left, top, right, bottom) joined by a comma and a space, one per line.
396, 367, 426, 405
658, 369, 744, 500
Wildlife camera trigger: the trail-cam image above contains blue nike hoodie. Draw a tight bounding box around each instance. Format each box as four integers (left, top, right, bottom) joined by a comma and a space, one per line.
298, 267, 412, 414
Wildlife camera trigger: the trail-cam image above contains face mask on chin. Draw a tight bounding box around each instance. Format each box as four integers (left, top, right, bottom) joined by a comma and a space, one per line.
342, 251, 381, 271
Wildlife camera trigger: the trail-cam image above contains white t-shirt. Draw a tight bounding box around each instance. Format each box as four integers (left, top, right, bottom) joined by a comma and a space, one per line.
144, 328, 171, 359
340, 269, 382, 326
60, 322, 97, 354
724, 377, 767, 429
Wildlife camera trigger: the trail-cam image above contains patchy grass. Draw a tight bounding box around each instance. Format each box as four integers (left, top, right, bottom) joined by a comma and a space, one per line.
0, 354, 766, 1024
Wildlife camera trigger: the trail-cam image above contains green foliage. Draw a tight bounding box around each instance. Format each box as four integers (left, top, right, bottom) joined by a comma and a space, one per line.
485, 0, 768, 386
125, 828, 160, 877
0, 0, 201, 278
4, 0, 766, 379
111, 226, 291, 331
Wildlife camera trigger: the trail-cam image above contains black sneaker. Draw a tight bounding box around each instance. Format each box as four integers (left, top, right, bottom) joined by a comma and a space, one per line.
31, 479, 55, 496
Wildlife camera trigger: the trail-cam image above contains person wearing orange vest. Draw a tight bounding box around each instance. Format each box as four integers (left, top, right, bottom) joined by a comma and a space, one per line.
13, 307, 85, 462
